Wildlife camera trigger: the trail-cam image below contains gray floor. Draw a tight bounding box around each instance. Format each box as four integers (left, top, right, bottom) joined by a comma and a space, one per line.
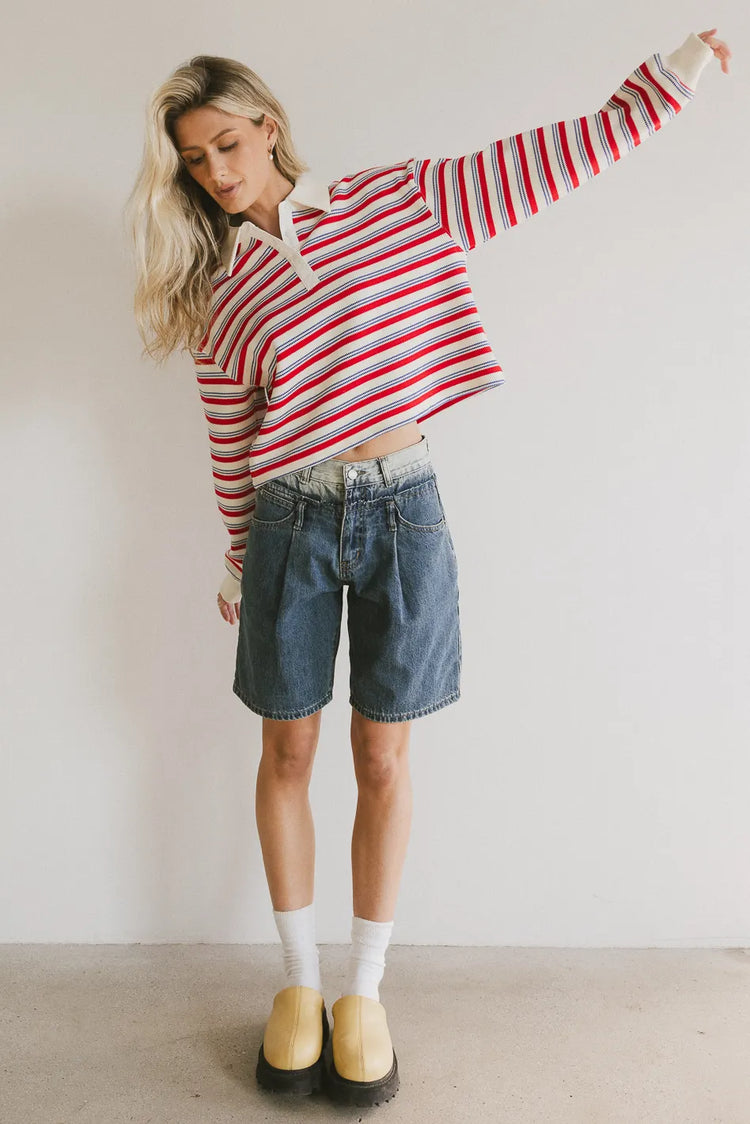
2, 944, 749, 1123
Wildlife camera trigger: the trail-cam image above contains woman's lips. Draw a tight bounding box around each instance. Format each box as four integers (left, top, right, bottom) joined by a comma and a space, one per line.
217, 183, 240, 198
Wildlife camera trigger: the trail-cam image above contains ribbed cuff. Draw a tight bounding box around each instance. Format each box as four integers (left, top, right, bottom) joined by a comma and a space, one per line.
219, 569, 242, 603
664, 31, 715, 91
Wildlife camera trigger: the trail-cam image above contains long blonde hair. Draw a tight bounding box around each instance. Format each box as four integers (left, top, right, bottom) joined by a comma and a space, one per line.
123, 56, 309, 365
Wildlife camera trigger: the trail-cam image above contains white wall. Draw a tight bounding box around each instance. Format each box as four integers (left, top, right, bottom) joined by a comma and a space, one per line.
1, 0, 747, 946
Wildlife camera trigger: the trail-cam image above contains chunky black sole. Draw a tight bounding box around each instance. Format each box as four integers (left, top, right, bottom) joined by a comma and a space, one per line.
255, 1005, 329, 1095
324, 1047, 400, 1107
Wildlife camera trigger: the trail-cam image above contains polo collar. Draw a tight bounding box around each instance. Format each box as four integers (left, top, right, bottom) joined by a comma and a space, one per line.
220, 171, 331, 275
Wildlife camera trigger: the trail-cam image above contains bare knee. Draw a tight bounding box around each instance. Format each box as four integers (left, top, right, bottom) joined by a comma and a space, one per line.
261, 711, 321, 784
350, 710, 411, 792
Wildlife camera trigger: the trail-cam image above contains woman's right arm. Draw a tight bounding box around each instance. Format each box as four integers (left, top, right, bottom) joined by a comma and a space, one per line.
196, 371, 268, 614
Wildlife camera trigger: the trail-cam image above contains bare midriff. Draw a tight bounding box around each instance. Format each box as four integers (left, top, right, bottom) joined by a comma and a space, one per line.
331, 420, 424, 462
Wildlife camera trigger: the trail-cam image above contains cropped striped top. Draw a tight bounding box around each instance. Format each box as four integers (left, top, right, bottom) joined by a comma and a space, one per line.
191, 31, 715, 603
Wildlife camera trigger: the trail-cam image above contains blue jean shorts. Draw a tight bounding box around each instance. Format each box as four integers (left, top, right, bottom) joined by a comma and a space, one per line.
233, 434, 462, 723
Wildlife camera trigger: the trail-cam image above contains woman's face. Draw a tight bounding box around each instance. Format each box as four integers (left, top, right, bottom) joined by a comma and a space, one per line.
174, 105, 275, 213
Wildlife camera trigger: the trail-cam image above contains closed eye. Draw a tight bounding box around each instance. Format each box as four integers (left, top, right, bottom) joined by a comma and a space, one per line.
187, 143, 238, 167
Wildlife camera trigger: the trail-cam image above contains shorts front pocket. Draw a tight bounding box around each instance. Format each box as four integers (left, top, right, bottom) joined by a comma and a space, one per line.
251, 486, 298, 527
392, 477, 446, 532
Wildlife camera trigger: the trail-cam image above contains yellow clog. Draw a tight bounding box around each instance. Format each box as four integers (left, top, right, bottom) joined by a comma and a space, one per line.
326, 993, 400, 1105
256, 985, 328, 1095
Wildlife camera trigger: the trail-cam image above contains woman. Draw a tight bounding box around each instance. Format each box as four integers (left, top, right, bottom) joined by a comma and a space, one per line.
125, 27, 730, 1107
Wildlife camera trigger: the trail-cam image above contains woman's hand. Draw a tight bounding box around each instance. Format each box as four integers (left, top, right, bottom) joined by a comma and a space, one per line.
698, 28, 732, 74
217, 591, 241, 625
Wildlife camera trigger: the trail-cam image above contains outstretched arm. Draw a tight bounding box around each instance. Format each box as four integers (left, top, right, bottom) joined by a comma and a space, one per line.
407, 30, 727, 253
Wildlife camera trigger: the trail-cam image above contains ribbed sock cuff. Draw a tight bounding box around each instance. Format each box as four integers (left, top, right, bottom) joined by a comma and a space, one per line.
273, 903, 322, 992
341, 915, 394, 1001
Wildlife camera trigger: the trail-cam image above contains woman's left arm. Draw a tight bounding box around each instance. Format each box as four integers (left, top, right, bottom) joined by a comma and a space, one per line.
406, 28, 732, 254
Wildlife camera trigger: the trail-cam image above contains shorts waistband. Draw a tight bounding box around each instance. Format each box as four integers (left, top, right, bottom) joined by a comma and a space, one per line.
295, 434, 432, 487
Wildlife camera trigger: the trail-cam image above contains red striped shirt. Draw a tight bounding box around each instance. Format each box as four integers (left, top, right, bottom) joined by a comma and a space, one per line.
192, 33, 713, 601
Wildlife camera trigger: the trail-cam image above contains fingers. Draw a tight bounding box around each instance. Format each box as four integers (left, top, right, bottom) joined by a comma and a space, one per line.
714, 41, 732, 75
698, 28, 733, 74
217, 594, 240, 624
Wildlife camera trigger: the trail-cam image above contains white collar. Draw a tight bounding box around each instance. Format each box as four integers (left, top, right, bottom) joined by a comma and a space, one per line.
220, 171, 331, 274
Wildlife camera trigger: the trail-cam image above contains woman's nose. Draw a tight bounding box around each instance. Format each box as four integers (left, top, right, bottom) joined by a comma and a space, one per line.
204, 154, 228, 179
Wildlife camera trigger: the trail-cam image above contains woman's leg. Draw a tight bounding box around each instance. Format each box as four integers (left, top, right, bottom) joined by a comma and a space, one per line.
349, 710, 413, 921
326, 709, 409, 1102
255, 712, 328, 1094
255, 711, 322, 911
337, 709, 412, 1004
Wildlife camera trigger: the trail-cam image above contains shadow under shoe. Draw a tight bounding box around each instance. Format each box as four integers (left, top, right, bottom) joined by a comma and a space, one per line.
256, 985, 329, 1095
325, 994, 400, 1107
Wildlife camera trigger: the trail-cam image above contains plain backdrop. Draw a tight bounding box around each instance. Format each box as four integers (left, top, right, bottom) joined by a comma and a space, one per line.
1, 0, 747, 947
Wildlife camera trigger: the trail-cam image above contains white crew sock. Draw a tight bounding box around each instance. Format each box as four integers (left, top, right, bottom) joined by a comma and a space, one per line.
341, 915, 394, 1002
272, 903, 322, 993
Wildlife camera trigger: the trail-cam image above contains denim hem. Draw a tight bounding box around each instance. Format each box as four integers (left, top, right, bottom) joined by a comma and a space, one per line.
232, 682, 333, 720
349, 689, 460, 724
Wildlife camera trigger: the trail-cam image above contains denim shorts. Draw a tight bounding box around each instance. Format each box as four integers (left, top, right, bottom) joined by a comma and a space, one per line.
233, 434, 462, 723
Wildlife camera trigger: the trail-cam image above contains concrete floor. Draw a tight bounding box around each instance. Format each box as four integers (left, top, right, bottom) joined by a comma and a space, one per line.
1, 944, 749, 1123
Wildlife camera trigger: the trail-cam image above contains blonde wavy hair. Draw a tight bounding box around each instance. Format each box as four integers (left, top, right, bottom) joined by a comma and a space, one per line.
123, 56, 309, 365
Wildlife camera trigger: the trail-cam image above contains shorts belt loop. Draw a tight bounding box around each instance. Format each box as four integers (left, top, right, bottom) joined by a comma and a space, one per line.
377, 454, 393, 486
299, 465, 313, 483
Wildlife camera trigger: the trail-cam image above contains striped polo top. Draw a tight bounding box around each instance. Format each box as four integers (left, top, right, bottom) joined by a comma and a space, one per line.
192, 31, 714, 602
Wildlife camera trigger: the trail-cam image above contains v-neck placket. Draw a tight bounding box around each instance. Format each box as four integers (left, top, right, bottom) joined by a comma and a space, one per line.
221, 173, 332, 290
234, 205, 319, 289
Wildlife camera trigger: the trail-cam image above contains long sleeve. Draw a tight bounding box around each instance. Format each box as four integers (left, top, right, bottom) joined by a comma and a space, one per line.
407, 32, 714, 253
196, 373, 269, 604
